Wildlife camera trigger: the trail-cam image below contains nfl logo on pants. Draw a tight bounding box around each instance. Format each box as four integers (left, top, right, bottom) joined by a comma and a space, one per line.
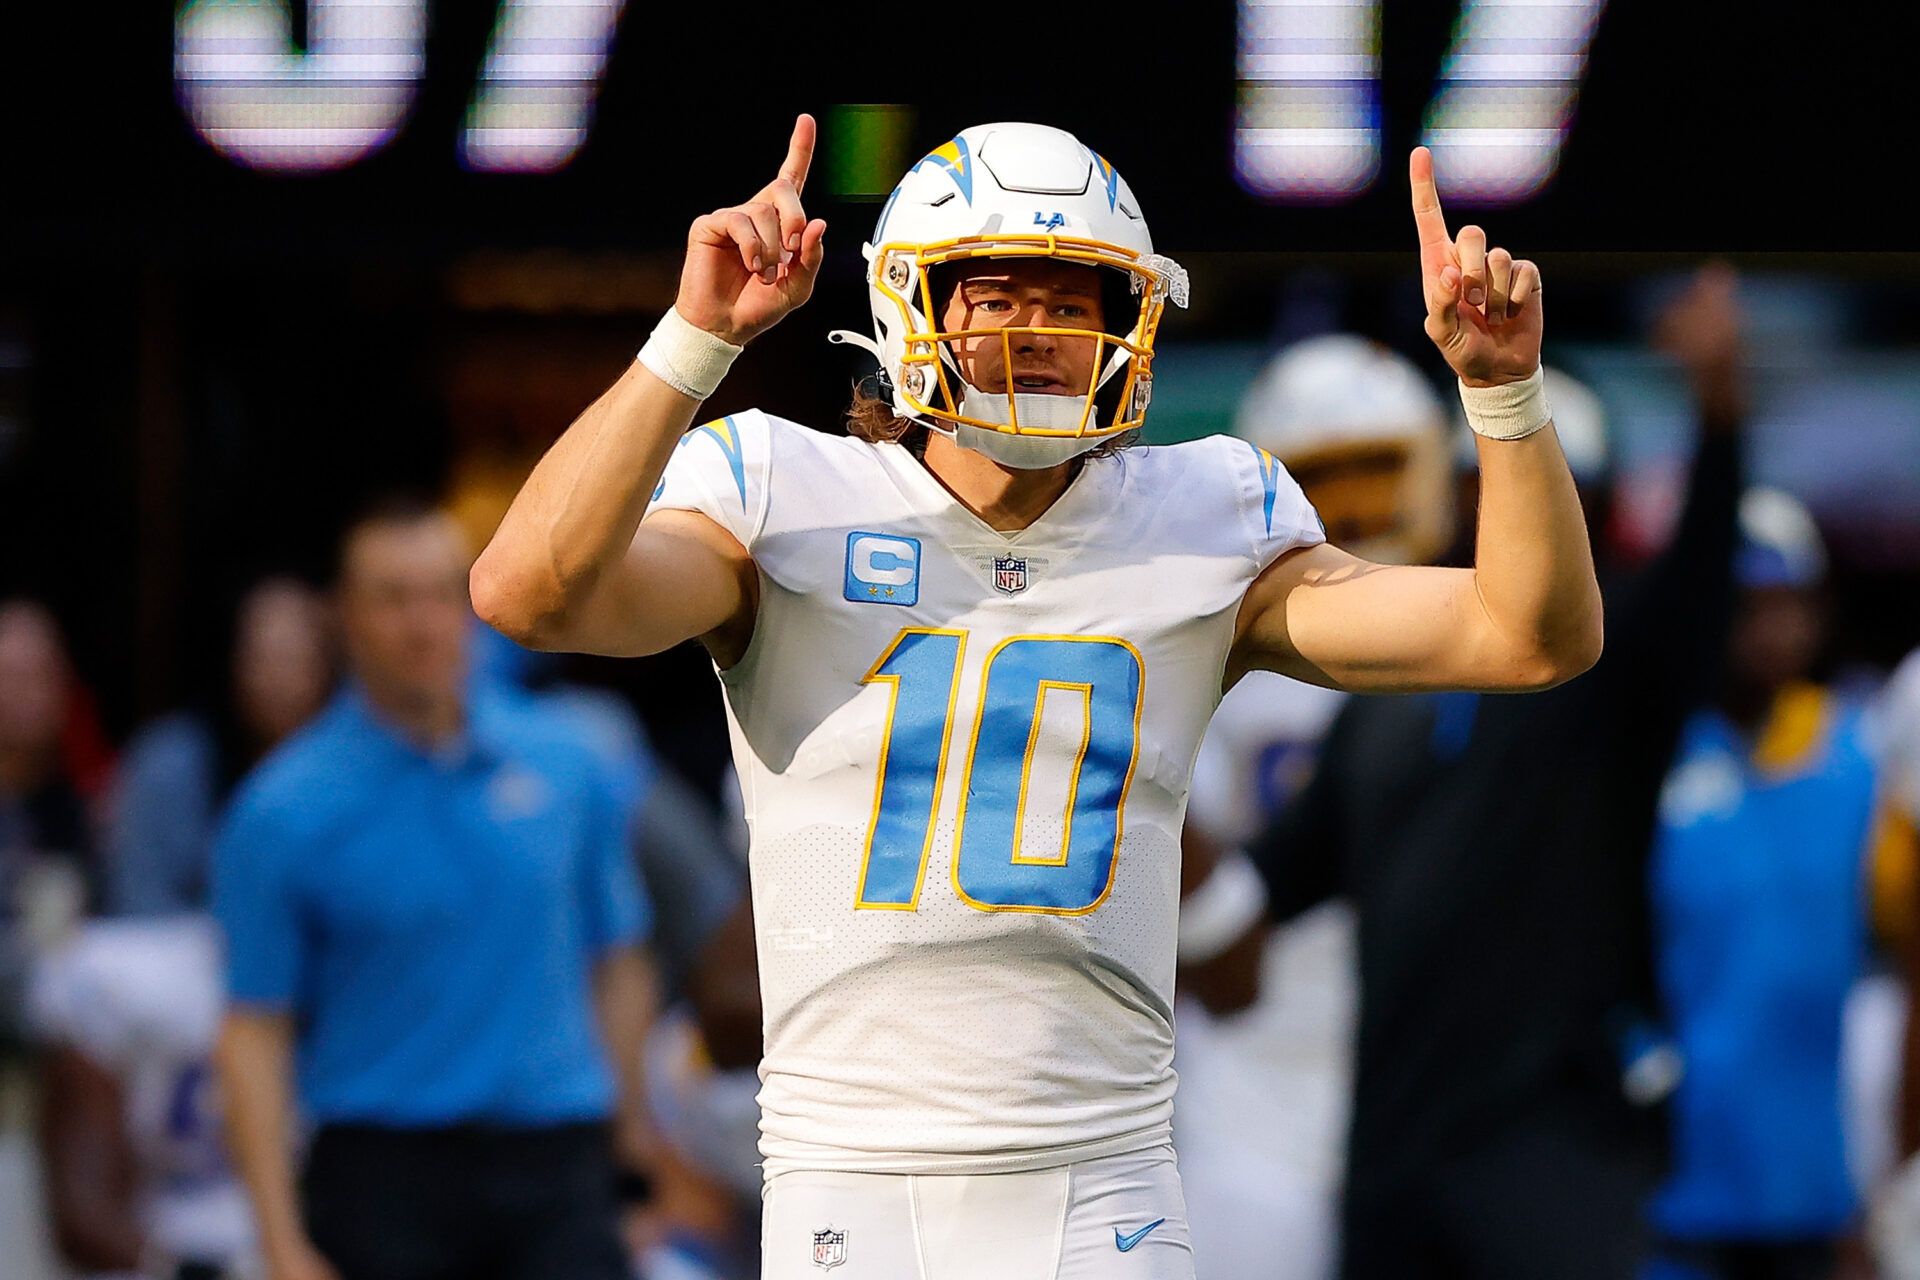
994, 555, 1029, 594
812, 1227, 847, 1270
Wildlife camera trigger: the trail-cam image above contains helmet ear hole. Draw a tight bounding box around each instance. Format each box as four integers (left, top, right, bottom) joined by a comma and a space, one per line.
1099, 271, 1137, 340
924, 262, 962, 327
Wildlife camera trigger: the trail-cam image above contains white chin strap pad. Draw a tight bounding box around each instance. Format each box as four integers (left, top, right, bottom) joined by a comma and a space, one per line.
957, 386, 1098, 431
948, 422, 1106, 469
949, 387, 1108, 469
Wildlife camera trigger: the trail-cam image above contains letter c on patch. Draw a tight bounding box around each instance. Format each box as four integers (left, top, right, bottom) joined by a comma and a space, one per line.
852, 536, 916, 586
845, 532, 922, 606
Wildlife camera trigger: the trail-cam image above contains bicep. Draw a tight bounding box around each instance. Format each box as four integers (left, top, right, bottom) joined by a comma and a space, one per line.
546, 509, 758, 662
1231, 542, 1526, 693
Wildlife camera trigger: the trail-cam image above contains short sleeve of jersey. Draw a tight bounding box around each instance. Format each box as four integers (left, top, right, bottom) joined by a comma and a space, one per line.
1226, 436, 1325, 571
644, 409, 774, 551
29, 932, 134, 1065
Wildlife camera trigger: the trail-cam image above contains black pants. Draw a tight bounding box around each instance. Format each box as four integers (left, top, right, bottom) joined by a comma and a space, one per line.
302, 1123, 629, 1280
1651, 1239, 1838, 1280
1341, 1108, 1655, 1280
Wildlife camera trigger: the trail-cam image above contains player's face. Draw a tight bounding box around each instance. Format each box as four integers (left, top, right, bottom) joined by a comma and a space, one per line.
1729, 584, 1823, 694
939, 259, 1108, 398
233, 580, 333, 747
0, 603, 67, 757
337, 515, 471, 713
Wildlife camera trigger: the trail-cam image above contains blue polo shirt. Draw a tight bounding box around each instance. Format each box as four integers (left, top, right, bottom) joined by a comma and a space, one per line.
212, 683, 650, 1127
1649, 690, 1875, 1240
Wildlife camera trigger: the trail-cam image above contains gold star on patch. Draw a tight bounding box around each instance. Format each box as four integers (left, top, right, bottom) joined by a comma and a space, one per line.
884, 587, 895, 597
868, 586, 879, 596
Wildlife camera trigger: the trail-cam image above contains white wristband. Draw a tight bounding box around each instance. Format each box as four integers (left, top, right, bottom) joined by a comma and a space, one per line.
636, 308, 743, 401
1178, 849, 1269, 964
1458, 365, 1552, 441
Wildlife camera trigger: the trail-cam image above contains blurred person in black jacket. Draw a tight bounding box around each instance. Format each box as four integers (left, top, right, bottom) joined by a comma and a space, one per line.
1247, 265, 1749, 1279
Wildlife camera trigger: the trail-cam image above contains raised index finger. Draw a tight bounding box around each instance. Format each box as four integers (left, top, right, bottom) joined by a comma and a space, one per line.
1409, 146, 1452, 262
778, 113, 817, 196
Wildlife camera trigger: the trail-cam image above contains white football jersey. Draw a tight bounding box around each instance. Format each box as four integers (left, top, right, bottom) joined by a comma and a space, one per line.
1177, 673, 1357, 1275
647, 411, 1321, 1174
29, 916, 257, 1271
1884, 648, 1920, 823
1188, 673, 1346, 851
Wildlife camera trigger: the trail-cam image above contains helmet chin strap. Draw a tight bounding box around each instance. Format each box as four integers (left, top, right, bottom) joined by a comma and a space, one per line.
946, 386, 1109, 469
939, 419, 1108, 470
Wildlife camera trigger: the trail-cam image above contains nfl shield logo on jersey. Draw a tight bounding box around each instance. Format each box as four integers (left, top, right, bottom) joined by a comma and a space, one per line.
993, 555, 1029, 594
811, 1227, 848, 1270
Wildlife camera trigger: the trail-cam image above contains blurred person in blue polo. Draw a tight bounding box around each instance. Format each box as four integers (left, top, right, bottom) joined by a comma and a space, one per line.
1244, 265, 1748, 1279
107, 577, 336, 917
211, 496, 656, 1280
1643, 488, 1886, 1280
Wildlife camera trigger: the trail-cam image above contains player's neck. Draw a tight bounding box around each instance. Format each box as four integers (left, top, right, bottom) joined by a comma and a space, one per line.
357, 674, 466, 750
921, 432, 1083, 533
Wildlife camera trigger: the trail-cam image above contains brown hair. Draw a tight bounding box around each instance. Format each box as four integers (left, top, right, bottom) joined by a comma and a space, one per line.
846, 381, 927, 452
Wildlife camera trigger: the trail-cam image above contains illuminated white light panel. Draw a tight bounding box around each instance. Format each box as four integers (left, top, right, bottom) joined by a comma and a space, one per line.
461, 1, 627, 173
1420, 0, 1609, 203
176, 0, 426, 171
1235, 0, 1382, 202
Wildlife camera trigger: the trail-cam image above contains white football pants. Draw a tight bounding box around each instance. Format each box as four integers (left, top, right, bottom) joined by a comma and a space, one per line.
761, 1145, 1193, 1280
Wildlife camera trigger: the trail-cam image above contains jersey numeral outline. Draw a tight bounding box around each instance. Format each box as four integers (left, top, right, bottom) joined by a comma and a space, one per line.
857, 629, 1145, 917
854, 629, 967, 911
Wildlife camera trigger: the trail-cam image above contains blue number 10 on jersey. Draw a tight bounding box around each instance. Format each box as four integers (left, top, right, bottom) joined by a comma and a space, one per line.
855, 628, 1145, 916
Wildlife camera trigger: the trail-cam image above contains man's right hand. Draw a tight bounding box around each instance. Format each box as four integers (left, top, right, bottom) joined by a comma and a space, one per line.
676, 114, 830, 347
1652, 261, 1745, 424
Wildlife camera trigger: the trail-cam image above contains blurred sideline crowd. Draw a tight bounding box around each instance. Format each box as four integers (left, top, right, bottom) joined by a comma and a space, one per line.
4, 266, 1920, 1280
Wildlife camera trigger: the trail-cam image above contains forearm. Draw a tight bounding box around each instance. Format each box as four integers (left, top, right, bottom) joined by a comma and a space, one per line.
471, 360, 701, 644
214, 1013, 310, 1257
1605, 428, 1742, 703
1467, 420, 1603, 684
40, 1050, 145, 1270
594, 947, 658, 1149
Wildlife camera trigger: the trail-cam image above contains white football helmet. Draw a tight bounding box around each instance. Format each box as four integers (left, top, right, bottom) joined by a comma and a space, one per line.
1233, 334, 1453, 565
829, 123, 1189, 469
1738, 486, 1827, 588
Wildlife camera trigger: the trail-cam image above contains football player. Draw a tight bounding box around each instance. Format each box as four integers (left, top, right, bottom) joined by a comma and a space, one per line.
32, 915, 258, 1279
1175, 346, 1616, 1278
473, 116, 1601, 1279
1175, 332, 1455, 1280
